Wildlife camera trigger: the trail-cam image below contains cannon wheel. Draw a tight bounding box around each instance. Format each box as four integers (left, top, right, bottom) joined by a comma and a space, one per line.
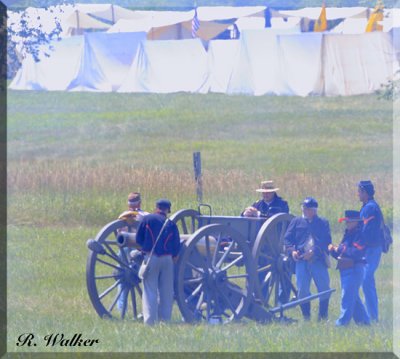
252, 213, 296, 308
86, 219, 142, 319
170, 208, 200, 236
175, 224, 256, 323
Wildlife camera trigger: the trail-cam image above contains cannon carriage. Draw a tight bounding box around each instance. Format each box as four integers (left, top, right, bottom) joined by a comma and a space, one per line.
86, 206, 333, 323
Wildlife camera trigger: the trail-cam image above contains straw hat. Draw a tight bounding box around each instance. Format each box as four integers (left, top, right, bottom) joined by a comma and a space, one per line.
256, 180, 280, 193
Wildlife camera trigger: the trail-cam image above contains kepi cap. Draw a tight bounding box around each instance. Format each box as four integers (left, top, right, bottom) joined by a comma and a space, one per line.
301, 197, 318, 208
338, 210, 363, 223
156, 198, 172, 213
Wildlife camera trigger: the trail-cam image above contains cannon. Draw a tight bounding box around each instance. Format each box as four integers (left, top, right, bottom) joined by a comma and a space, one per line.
86, 206, 334, 322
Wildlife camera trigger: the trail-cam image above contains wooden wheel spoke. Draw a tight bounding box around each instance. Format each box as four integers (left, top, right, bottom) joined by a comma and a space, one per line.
96, 257, 123, 271
102, 252, 130, 270
185, 283, 203, 303
196, 291, 205, 311
181, 218, 189, 234
108, 286, 124, 313
212, 233, 223, 266
104, 240, 118, 246
135, 284, 143, 297
282, 271, 297, 295
257, 264, 272, 273
191, 217, 197, 233
205, 235, 212, 268
187, 261, 204, 274
99, 279, 121, 300
259, 252, 274, 261
261, 271, 272, 288
226, 274, 249, 280
184, 276, 203, 285
95, 274, 120, 280
221, 254, 244, 271
216, 240, 235, 268
218, 289, 237, 317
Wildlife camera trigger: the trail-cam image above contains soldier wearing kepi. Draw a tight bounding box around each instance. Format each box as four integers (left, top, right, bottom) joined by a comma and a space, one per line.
329, 210, 370, 326
136, 199, 181, 325
284, 197, 332, 321
358, 180, 383, 322
242, 180, 289, 218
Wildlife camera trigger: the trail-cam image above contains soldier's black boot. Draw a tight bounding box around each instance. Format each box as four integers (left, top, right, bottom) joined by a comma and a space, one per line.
318, 299, 329, 321
300, 302, 311, 321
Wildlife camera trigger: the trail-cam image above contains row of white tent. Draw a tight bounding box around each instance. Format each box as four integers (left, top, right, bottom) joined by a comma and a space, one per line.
7, 4, 400, 41
10, 29, 398, 96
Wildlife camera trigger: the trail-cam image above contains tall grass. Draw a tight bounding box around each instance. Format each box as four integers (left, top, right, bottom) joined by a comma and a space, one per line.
7, 91, 394, 353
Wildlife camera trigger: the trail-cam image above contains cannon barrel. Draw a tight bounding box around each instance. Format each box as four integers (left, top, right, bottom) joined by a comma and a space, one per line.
116, 232, 140, 248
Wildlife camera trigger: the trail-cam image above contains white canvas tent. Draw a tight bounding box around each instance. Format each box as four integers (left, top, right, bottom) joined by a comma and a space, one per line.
68, 32, 146, 91
278, 7, 369, 20
75, 3, 144, 23
207, 40, 240, 93
330, 18, 369, 34
9, 36, 84, 91
323, 32, 397, 96
227, 29, 301, 96
107, 11, 194, 40
279, 33, 324, 96
118, 39, 209, 93
64, 9, 111, 36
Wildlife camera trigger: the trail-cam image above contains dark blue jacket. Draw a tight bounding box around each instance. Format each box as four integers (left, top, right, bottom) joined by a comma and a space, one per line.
136, 212, 181, 257
331, 225, 366, 263
284, 216, 332, 258
242, 195, 289, 217
360, 199, 382, 247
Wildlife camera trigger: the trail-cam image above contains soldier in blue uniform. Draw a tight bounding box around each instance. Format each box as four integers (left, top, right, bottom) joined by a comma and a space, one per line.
358, 180, 383, 322
284, 197, 331, 321
136, 199, 181, 325
242, 180, 291, 304
329, 210, 370, 326
242, 180, 289, 217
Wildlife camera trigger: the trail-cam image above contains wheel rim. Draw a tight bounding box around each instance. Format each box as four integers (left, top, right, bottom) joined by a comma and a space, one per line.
86, 219, 142, 319
170, 209, 200, 235
175, 224, 256, 323
252, 213, 296, 308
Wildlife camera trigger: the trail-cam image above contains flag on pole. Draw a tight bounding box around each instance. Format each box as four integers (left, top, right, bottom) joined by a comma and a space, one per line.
314, 3, 327, 32
366, 0, 384, 32
192, 8, 200, 38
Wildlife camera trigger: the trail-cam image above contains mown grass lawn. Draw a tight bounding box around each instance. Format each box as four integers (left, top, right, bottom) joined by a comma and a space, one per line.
7, 90, 394, 353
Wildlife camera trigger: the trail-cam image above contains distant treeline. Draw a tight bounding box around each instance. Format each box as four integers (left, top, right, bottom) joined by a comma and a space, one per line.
6, 0, 400, 11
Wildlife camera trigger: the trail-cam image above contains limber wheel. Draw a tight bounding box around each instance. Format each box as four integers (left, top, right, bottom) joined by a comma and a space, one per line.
86, 219, 142, 320
175, 224, 256, 323
252, 213, 296, 309
170, 209, 200, 237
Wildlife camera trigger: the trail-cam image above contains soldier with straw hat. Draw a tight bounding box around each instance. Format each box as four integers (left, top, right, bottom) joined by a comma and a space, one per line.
242, 180, 289, 218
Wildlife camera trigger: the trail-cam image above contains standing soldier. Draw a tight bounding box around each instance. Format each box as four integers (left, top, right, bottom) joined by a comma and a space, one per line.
284, 197, 331, 321
329, 210, 370, 326
136, 199, 181, 325
117, 192, 149, 313
358, 180, 383, 322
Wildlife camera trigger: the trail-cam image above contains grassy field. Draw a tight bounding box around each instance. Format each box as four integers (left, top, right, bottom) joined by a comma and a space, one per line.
7, 90, 394, 353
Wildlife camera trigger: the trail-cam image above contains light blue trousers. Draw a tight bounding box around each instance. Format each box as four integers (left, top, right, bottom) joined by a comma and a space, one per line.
336, 264, 370, 326
295, 259, 330, 319
363, 246, 382, 321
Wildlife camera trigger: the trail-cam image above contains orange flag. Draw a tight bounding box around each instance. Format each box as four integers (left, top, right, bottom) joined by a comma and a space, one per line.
314, 3, 327, 32
366, 0, 384, 32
